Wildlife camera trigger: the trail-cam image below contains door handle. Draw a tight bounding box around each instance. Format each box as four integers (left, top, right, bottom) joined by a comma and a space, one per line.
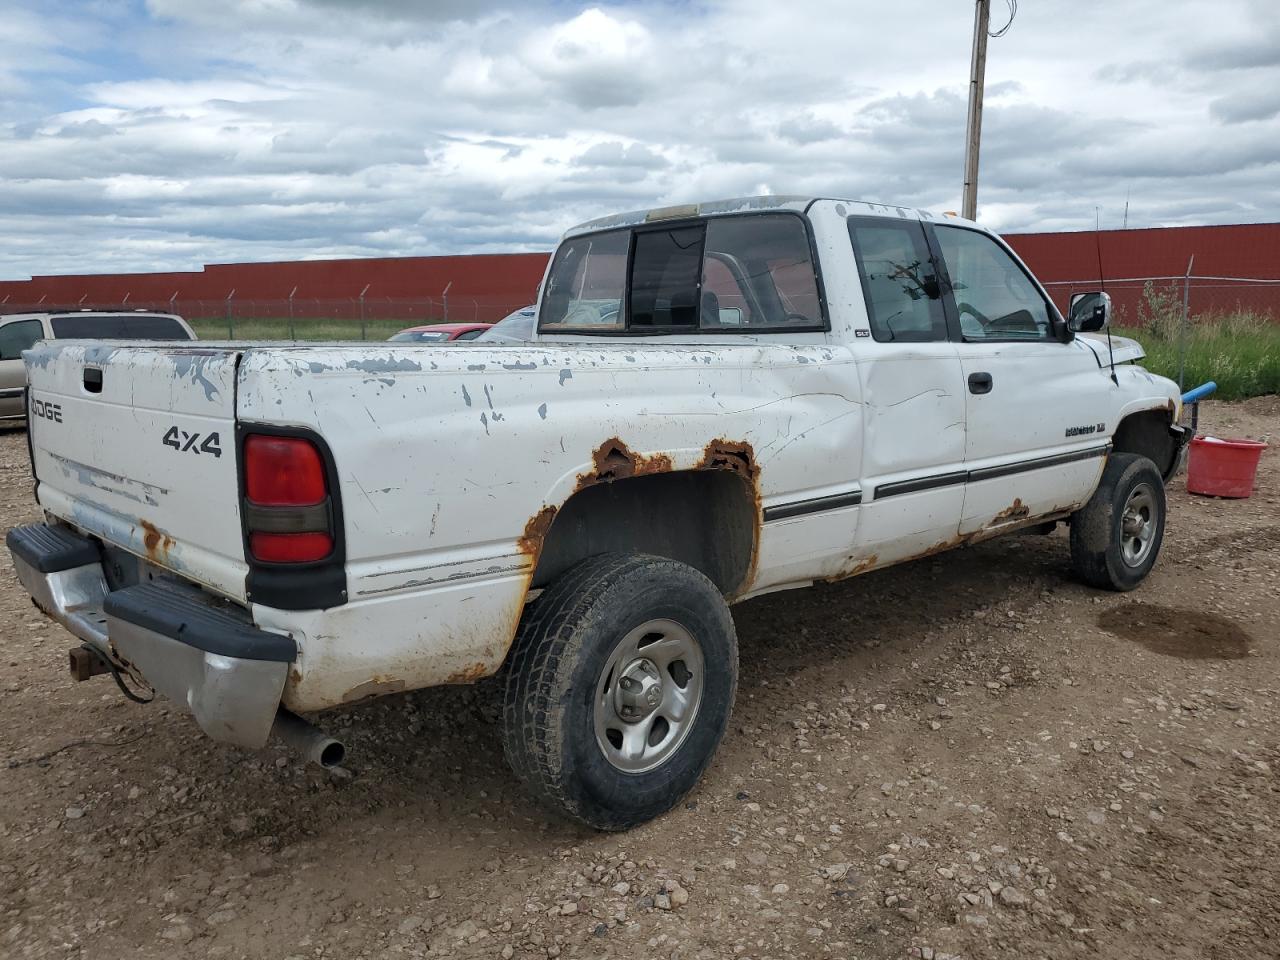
968, 372, 993, 395
83, 367, 103, 394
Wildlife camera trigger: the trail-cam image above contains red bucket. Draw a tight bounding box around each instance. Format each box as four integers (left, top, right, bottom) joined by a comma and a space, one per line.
1186, 436, 1267, 498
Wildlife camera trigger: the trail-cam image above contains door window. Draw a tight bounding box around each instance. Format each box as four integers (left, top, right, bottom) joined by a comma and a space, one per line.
0, 319, 44, 360
847, 218, 947, 342
934, 226, 1054, 341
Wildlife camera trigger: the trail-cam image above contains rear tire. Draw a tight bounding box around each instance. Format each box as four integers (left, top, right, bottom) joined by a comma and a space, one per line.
1070, 452, 1166, 591
502, 553, 737, 831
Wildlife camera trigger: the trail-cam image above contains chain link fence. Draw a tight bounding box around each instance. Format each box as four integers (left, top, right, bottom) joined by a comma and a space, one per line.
0, 294, 538, 340
1040, 276, 1280, 327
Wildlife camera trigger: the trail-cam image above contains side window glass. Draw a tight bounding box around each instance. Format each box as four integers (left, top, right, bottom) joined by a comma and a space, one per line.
630, 225, 704, 329
701, 215, 822, 329
847, 219, 946, 342
50, 315, 189, 340
701, 255, 753, 327
0, 319, 44, 360
934, 226, 1053, 341
539, 229, 628, 331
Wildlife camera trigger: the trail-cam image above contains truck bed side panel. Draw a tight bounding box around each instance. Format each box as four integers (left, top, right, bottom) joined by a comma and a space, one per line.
237, 341, 863, 709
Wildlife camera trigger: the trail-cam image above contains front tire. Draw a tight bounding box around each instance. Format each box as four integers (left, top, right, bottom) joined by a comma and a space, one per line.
1070, 452, 1167, 591
502, 553, 737, 831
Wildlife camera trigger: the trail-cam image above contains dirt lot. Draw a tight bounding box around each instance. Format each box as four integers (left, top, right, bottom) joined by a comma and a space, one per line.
1, 398, 1277, 960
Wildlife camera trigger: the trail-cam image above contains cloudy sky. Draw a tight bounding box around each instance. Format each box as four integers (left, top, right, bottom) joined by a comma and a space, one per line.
2, 0, 1278, 279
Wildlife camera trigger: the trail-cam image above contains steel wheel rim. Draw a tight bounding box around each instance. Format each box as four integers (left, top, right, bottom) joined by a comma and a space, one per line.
1120, 482, 1158, 567
593, 618, 705, 774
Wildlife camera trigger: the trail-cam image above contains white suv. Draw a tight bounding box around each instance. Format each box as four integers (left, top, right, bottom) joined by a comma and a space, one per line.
0, 310, 196, 421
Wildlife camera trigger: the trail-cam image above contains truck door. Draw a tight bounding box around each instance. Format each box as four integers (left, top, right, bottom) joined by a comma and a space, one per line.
846, 216, 968, 566
930, 223, 1115, 535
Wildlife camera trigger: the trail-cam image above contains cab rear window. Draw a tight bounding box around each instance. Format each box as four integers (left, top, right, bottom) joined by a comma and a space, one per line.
539, 213, 825, 334
50, 315, 191, 340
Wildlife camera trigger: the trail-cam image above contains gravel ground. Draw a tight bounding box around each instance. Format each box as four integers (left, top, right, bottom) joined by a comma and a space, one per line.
1, 397, 1277, 960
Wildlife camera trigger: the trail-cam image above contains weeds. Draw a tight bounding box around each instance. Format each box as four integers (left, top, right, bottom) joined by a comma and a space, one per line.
1117, 313, 1280, 400
1136, 280, 1185, 342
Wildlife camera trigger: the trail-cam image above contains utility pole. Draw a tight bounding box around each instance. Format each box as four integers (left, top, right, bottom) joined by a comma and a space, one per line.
961, 0, 990, 221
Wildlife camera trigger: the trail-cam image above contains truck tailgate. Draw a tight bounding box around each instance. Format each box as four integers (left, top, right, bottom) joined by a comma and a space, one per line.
26, 341, 249, 601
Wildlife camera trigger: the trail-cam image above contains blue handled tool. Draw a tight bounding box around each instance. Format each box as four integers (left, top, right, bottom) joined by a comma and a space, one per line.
1182, 381, 1217, 404
1181, 381, 1217, 434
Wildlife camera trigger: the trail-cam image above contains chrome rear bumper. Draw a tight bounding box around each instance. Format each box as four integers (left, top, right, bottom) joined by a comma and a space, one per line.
7, 522, 295, 749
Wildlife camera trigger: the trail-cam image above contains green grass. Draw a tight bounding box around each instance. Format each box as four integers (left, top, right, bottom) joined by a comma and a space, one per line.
1115, 311, 1280, 401
188, 317, 420, 341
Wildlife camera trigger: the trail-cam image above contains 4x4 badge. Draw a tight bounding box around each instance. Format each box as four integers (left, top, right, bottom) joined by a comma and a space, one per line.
162, 426, 223, 458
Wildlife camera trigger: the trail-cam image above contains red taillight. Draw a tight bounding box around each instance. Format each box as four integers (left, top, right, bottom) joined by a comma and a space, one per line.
244, 435, 326, 506
243, 433, 334, 564
249, 531, 334, 564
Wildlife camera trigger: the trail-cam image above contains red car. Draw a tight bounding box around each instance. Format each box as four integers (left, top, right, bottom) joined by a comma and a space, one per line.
387, 322, 493, 343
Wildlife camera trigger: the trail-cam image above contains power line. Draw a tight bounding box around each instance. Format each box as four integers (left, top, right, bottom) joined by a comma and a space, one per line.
988, 0, 1016, 37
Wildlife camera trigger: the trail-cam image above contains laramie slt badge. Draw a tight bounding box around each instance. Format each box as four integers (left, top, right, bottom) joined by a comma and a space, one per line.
1065, 422, 1106, 437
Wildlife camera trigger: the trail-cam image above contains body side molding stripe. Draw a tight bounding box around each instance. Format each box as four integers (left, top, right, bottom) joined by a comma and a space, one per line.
965, 444, 1112, 484
874, 471, 968, 499
874, 445, 1111, 501
763, 489, 862, 522
763, 445, 1112, 518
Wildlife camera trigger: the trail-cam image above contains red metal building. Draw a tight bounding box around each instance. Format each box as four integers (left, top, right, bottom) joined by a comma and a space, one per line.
1003, 222, 1280, 321
1, 222, 1276, 324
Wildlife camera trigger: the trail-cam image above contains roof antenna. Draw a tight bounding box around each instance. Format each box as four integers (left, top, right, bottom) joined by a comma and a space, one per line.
1095, 207, 1118, 385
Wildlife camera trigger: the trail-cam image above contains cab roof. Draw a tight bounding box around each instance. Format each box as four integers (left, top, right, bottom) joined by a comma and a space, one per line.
564, 195, 956, 238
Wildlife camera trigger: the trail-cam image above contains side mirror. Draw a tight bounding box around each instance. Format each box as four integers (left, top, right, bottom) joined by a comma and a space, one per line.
1068, 291, 1111, 332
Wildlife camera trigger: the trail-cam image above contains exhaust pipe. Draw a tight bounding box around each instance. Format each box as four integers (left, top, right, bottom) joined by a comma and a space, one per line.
271, 709, 346, 769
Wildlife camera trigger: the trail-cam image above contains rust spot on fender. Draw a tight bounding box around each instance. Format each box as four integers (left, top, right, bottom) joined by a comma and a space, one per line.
910, 536, 968, 562
518, 505, 558, 560
989, 498, 1030, 526
696, 438, 759, 482
140, 519, 174, 562
574, 438, 674, 491
697, 438, 762, 599
819, 553, 880, 584
444, 661, 489, 684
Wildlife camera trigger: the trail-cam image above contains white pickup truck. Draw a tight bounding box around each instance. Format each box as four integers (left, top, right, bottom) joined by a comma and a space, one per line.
8, 196, 1189, 830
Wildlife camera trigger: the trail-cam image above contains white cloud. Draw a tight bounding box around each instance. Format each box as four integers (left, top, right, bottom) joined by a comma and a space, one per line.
0, 0, 1277, 278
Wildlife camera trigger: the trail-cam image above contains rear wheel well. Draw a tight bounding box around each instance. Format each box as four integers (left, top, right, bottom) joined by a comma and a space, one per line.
530, 471, 757, 598
1112, 408, 1178, 479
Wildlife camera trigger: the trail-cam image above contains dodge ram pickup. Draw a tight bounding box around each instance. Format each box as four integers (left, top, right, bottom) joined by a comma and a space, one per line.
7, 196, 1190, 830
